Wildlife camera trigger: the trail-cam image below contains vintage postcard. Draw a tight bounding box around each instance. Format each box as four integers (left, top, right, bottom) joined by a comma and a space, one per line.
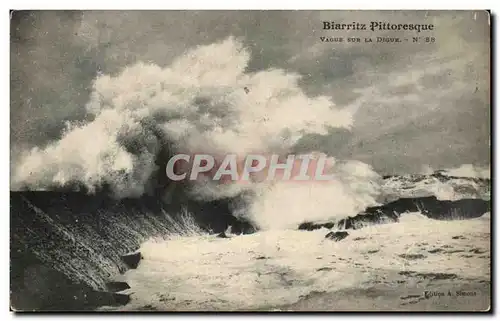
10, 10, 491, 312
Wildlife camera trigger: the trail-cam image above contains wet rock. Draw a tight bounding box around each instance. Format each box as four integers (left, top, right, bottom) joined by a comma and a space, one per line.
298, 222, 317, 231
325, 231, 349, 241
217, 232, 228, 238
298, 196, 490, 232
298, 221, 336, 231
105, 281, 130, 292
229, 220, 257, 235
121, 252, 142, 269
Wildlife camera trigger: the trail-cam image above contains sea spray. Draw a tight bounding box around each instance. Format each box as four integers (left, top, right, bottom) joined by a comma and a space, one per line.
13, 36, 380, 229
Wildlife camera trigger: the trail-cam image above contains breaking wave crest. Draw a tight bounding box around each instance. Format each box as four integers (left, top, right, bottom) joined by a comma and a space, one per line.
12, 36, 381, 230
11, 37, 489, 231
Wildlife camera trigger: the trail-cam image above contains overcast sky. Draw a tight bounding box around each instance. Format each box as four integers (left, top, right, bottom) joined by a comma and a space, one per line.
10, 10, 490, 175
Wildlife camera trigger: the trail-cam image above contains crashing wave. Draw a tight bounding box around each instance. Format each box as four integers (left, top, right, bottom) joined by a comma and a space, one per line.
380, 171, 490, 202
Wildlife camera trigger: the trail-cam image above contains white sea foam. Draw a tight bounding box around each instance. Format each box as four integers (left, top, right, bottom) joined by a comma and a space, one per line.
13, 37, 381, 230
115, 212, 490, 311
